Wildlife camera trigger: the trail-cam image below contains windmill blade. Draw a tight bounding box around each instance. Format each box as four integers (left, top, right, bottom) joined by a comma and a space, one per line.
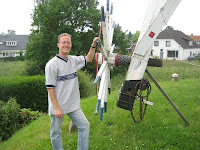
99, 67, 109, 121
94, 0, 115, 121
137, 0, 168, 43
95, 67, 107, 115
135, 0, 182, 57
94, 61, 108, 84
117, 0, 182, 110
127, 0, 182, 81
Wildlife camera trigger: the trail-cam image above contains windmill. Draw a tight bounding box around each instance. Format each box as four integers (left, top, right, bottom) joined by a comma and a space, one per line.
94, 0, 189, 125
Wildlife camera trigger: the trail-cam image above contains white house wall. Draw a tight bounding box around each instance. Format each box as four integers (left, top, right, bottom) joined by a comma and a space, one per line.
152, 39, 183, 60
183, 48, 200, 60
0, 50, 25, 57
152, 39, 200, 60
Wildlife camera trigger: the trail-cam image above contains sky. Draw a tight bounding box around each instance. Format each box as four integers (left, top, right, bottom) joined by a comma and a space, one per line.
0, 0, 199, 35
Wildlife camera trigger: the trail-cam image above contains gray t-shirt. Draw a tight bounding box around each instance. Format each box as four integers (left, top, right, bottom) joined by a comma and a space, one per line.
45, 54, 86, 115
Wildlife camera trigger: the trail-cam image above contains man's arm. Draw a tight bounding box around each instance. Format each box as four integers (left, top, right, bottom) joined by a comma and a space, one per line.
86, 37, 100, 62
47, 88, 63, 118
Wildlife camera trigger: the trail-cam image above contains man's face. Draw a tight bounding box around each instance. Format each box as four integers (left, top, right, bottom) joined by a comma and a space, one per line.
57, 36, 72, 55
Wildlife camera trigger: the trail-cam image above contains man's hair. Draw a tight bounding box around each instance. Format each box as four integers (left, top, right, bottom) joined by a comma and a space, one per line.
58, 33, 71, 42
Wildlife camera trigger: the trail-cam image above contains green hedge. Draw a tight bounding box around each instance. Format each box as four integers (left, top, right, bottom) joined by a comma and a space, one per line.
0, 76, 47, 112
0, 56, 24, 62
0, 70, 95, 112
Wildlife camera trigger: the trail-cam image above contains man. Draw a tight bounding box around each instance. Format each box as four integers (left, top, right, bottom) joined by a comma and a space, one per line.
45, 33, 99, 150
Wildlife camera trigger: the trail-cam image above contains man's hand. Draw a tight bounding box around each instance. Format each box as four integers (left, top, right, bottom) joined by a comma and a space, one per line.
91, 37, 100, 47
55, 108, 63, 118
86, 37, 101, 62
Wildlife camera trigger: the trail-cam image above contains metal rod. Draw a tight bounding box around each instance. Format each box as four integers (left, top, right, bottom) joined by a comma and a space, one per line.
145, 69, 189, 126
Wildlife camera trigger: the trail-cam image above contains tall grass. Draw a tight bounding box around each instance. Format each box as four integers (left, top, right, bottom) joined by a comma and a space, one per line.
0, 61, 26, 77
111, 60, 200, 91
145, 60, 200, 81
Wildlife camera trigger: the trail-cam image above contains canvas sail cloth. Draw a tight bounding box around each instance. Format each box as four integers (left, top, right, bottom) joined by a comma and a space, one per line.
126, 0, 182, 81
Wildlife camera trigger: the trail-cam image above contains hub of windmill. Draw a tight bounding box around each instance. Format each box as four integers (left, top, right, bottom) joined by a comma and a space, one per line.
95, 53, 163, 67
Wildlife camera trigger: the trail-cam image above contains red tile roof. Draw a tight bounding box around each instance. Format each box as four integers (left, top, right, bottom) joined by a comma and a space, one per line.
188, 35, 200, 42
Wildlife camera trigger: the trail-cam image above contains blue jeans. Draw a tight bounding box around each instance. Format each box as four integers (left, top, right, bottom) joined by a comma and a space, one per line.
50, 109, 90, 150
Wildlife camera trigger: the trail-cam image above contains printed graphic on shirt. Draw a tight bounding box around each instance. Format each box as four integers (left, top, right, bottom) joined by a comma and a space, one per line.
57, 72, 77, 81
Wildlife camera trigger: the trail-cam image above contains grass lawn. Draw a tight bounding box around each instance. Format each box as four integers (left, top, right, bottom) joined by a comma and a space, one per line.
0, 78, 199, 150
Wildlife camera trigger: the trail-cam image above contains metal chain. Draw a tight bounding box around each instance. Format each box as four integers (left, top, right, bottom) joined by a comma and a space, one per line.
129, 78, 151, 123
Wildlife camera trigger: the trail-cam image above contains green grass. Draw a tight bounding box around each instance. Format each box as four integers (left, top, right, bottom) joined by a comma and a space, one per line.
145, 60, 200, 82
0, 60, 199, 149
0, 61, 26, 77
0, 78, 199, 150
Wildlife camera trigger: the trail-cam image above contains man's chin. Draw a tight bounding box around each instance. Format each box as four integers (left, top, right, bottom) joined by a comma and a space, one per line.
63, 50, 70, 54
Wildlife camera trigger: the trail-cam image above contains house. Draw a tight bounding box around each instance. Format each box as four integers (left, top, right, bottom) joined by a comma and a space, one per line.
187, 34, 200, 46
151, 29, 200, 60
127, 41, 137, 53
0, 34, 28, 58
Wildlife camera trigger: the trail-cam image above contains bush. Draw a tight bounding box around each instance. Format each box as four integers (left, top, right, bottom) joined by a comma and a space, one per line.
19, 108, 43, 127
78, 70, 96, 98
0, 98, 44, 141
0, 98, 20, 141
195, 57, 200, 60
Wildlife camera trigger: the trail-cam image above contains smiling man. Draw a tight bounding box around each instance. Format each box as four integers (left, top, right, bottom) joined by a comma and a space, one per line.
45, 33, 99, 150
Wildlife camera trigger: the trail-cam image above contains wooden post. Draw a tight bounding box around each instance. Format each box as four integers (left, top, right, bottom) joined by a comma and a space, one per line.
69, 120, 77, 133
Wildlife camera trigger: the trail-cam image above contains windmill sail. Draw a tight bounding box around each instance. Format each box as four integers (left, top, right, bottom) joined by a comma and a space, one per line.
117, 0, 182, 110
137, 0, 168, 43
94, 0, 115, 121
128, 0, 182, 80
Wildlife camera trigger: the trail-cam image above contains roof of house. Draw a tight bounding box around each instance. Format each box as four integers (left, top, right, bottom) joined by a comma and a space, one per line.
187, 35, 200, 42
0, 34, 28, 51
156, 29, 200, 49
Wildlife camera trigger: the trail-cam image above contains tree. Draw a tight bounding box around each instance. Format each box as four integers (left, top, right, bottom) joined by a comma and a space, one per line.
112, 24, 129, 55
127, 31, 133, 39
25, 0, 101, 75
132, 30, 140, 43
7, 30, 16, 35
165, 26, 174, 30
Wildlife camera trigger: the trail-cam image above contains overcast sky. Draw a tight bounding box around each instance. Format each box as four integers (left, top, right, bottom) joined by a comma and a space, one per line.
0, 0, 199, 35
